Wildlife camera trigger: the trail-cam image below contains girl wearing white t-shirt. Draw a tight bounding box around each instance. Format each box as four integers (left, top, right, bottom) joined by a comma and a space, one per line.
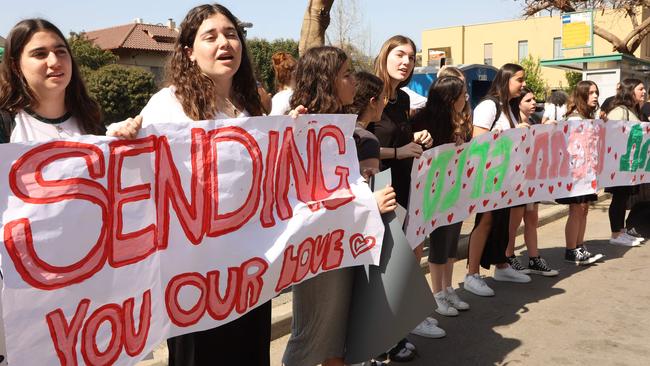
134, 5, 270, 366
464, 63, 531, 298
269, 51, 296, 116
0, 18, 142, 366
541, 90, 568, 124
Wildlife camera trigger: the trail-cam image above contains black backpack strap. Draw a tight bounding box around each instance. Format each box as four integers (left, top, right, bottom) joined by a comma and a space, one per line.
0, 109, 16, 144
483, 96, 502, 131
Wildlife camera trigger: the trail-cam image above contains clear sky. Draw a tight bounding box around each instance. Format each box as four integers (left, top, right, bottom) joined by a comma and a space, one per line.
1, 0, 526, 54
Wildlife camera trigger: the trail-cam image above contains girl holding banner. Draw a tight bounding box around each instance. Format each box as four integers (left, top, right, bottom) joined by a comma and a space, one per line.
464, 63, 532, 298
130, 4, 271, 365
557, 80, 605, 264
505, 87, 559, 276
412, 75, 472, 317
604, 78, 647, 247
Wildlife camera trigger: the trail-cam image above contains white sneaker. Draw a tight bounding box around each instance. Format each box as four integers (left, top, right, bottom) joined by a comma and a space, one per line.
446, 286, 470, 310
434, 291, 459, 316
621, 232, 643, 244
463, 274, 495, 297
609, 235, 640, 247
494, 265, 532, 283
410, 317, 446, 338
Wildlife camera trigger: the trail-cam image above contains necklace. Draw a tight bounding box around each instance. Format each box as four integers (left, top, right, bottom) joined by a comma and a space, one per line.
223, 97, 239, 117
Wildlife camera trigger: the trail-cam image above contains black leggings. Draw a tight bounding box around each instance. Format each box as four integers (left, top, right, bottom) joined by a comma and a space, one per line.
608, 189, 630, 232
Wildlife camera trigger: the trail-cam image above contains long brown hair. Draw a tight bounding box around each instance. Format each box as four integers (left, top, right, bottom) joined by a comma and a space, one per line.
486, 63, 524, 127
565, 80, 598, 119
374, 35, 416, 100
437, 66, 472, 125
167, 4, 263, 119
608, 78, 643, 118
0, 18, 103, 134
271, 51, 297, 92
412, 76, 471, 147
290, 46, 349, 114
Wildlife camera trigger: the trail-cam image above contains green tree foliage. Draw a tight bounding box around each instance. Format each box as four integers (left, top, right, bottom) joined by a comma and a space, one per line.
68, 33, 117, 74
68, 32, 156, 124
85, 64, 156, 123
247, 38, 299, 92
520, 56, 548, 101
565, 71, 582, 94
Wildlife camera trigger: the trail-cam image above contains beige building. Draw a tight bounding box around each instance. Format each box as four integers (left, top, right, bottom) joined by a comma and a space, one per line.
85, 19, 178, 84
421, 8, 650, 90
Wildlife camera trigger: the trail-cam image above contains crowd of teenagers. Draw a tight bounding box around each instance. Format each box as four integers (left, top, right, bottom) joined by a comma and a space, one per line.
0, 3, 648, 366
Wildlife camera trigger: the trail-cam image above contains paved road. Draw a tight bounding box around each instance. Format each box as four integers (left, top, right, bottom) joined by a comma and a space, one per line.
269, 198, 650, 365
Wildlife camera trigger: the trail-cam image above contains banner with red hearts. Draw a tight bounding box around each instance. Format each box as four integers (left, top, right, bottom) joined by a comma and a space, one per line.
0, 114, 384, 366
406, 119, 650, 247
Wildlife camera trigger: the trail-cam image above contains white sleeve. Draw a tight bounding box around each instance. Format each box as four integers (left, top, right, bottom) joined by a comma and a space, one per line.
542, 104, 554, 119
270, 92, 292, 116
140, 88, 191, 127
472, 100, 498, 130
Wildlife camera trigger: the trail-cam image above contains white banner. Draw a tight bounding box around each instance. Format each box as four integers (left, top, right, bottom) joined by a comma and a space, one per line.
407, 120, 650, 246
0, 114, 384, 365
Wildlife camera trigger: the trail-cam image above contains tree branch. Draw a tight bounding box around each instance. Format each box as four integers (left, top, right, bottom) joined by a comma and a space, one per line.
622, 13, 650, 52
593, 24, 628, 53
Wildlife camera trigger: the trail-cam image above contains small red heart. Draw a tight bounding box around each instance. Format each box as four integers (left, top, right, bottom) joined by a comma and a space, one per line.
521, 134, 526, 142
427, 157, 432, 166
447, 213, 454, 223
435, 171, 440, 178
416, 182, 421, 190
622, 126, 626, 133
483, 199, 490, 207
431, 219, 437, 227
566, 183, 573, 191
515, 184, 522, 191
563, 125, 568, 134
611, 172, 616, 180
418, 161, 424, 170
532, 129, 536, 136
349, 234, 376, 258
515, 147, 519, 152
493, 177, 498, 184
493, 203, 498, 208
454, 159, 458, 164
469, 204, 476, 213
548, 186, 554, 194
456, 148, 464, 154
467, 167, 475, 177
462, 183, 467, 189
642, 174, 646, 180
415, 209, 420, 216
646, 126, 650, 134
591, 180, 598, 189
528, 187, 536, 197
557, 182, 562, 187
448, 170, 452, 177
508, 198, 512, 205
501, 190, 508, 198
539, 183, 545, 188
525, 147, 531, 154
493, 133, 499, 140
486, 162, 492, 169
614, 153, 618, 160
633, 175, 637, 182
515, 164, 521, 172
607, 146, 612, 153
518, 191, 524, 197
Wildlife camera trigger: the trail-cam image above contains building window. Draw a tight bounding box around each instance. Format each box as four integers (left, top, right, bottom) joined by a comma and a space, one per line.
518, 40, 528, 62
553, 37, 563, 59
484, 43, 493, 66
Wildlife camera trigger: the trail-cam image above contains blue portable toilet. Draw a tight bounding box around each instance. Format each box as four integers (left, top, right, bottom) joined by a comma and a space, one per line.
407, 64, 499, 108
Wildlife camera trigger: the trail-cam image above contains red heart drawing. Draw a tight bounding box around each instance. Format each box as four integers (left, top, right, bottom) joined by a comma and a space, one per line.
646, 126, 650, 134
525, 147, 531, 154
622, 126, 626, 133
418, 161, 424, 170
515, 147, 519, 152
614, 153, 618, 160
633, 175, 637, 182
447, 213, 454, 223
456, 148, 464, 154
415, 209, 420, 216
493, 133, 499, 140
447, 170, 452, 177
493, 203, 498, 208
349, 234, 376, 258
532, 129, 536, 136
416, 182, 421, 190
557, 182, 562, 187
518, 191, 524, 198
563, 125, 568, 134
642, 174, 646, 180
483, 199, 490, 207
607, 146, 612, 153
515, 164, 521, 172
539, 183, 545, 188
462, 183, 467, 189
528, 187, 536, 197
521, 134, 526, 142
501, 190, 508, 198
454, 159, 458, 165
508, 198, 513, 205
591, 180, 597, 189
469, 204, 476, 214
435, 171, 440, 178
566, 183, 573, 191
486, 162, 492, 169
548, 186, 554, 194
427, 158, 432, 166
611, 172, 616, 180
467, 167, 475, 177
494, 177, 499, 184
515, 184, 522, 191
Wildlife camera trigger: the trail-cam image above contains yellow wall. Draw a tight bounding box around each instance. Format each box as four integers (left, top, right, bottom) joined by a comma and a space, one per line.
421, 8, 650, 89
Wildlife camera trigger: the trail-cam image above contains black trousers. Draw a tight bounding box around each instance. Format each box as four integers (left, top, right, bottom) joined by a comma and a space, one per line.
167, 300, 272, 366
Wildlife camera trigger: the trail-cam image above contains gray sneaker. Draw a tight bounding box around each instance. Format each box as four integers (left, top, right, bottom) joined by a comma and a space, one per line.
506, 255, 531, 274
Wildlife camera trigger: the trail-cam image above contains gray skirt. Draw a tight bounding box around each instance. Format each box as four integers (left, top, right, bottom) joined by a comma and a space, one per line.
282, 267, 355, 366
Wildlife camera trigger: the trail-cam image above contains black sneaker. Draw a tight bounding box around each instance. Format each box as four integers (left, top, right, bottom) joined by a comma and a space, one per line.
528, 257, 559, 276
577, 245, 604, 262
506, 255, 530, 274
565, 248, 598, 266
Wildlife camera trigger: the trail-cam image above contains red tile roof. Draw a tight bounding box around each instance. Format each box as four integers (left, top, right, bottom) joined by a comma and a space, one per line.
85, 23, 178, 52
